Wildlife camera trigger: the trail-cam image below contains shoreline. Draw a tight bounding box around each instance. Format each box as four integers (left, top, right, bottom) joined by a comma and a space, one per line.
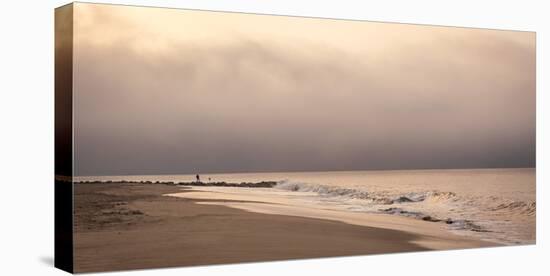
167, 186, 498, 250
74, 182, 495, 273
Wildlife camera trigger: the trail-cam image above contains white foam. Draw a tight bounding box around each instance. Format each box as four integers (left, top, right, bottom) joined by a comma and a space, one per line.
273, 179, 535, 245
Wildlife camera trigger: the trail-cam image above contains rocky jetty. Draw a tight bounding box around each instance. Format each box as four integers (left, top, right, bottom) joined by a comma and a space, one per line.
74, 180, 278, 188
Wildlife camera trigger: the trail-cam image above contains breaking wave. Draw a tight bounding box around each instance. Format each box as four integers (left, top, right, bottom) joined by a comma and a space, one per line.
490, 201, 536, 216
274, 180, 536, 236
275, 180, 461, 205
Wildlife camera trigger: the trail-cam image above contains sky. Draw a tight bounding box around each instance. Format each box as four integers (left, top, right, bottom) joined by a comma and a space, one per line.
72, 3, 536, 176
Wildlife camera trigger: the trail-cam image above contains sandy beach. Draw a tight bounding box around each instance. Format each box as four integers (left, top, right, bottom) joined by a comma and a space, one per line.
74, 182, 495, 273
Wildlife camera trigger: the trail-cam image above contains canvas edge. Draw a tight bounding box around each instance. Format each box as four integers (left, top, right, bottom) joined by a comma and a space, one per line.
54, 3, 75, 274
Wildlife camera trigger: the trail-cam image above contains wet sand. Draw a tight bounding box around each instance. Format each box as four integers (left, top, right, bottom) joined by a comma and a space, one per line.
74, 183, 493, 273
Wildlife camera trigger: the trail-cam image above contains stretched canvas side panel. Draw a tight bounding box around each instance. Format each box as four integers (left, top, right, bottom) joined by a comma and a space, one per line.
55, 3, 74, 273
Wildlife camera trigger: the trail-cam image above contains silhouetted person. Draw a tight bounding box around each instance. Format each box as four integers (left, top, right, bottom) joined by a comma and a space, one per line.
196, 174, 200, 182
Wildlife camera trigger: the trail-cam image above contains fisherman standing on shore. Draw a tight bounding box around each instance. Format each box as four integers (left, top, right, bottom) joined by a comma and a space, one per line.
196, 174, 200, 183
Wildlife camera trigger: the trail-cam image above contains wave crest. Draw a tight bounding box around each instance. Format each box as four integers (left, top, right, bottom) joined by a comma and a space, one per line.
490, 201, 536, 216
274, 180, 536, 218
274, 180, 459, 205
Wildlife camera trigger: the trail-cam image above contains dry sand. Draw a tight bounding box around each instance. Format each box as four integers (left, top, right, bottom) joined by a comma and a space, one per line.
74, 183, 495, 273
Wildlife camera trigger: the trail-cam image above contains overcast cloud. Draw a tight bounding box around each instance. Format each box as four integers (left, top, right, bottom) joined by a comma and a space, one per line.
72, 4, 535, 176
